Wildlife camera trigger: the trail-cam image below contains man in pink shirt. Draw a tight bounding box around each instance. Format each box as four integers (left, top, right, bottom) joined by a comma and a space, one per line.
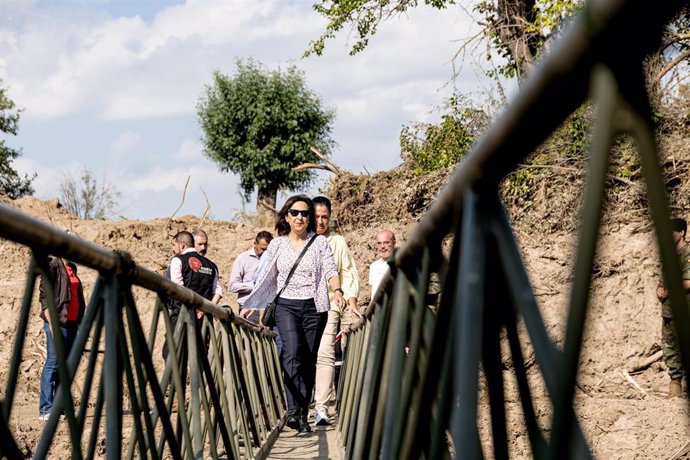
229, 231, 273, 322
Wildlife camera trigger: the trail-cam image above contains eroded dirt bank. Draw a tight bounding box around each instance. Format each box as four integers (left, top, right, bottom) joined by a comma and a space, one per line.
0, 196, 688, 458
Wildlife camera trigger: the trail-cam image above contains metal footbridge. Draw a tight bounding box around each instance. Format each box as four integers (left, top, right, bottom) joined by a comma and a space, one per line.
2, 0, 690, 458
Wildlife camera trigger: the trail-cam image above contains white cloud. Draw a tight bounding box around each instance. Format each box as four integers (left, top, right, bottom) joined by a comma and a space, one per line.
1, 0, 479, 121
110, 131, 141, 158
174, 138, 203, 161
2, 0, 497, 219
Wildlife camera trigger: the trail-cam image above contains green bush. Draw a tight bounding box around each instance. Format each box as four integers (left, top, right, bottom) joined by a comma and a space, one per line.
400, 101, 489, 175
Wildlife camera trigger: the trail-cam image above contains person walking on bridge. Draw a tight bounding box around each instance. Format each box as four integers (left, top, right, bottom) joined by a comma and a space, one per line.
369, 229, 396, 298
164, 231, 223, 359
312, 196, 361, 426
229, 231, 273, 324
243, 195, 345, 434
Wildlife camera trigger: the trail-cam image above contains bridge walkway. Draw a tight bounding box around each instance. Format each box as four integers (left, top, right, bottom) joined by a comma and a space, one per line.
266, 414, 339, 460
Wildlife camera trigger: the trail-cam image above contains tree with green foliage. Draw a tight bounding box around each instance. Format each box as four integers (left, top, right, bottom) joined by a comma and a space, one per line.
308, 0, 690, 82
197, 59, 335, 211
401, 96, 490, 174
0, 82, 34, 199
307, 0, 582, 79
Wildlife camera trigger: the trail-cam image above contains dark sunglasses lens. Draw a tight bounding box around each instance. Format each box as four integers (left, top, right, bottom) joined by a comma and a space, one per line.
289, 210, 309, 217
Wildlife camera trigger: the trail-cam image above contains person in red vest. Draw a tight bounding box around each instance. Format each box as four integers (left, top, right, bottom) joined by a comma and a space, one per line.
38, 232, 86, 421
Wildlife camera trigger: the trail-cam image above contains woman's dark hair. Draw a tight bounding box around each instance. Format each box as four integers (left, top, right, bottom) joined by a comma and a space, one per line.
275, 195, 316, 236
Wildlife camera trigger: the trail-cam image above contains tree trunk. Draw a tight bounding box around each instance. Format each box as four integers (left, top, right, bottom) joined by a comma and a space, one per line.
257, 186, 278, 218
493, 0, 540, 78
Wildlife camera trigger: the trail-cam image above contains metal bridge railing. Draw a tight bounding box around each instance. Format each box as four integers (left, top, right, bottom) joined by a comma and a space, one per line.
0, 204, 285, 459
336, 0, 690, 458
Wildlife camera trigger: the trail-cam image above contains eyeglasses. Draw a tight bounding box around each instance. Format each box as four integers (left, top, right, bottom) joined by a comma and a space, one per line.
288, 209, 310, 218
377, 240, 395, 246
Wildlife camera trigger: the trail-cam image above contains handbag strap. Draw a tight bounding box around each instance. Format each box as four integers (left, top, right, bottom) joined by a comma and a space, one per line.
275, 235, 317, 298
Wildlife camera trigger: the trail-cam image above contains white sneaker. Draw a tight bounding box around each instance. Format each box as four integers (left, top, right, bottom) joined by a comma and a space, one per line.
314, 409, 331, 426
38, 413, 49, 421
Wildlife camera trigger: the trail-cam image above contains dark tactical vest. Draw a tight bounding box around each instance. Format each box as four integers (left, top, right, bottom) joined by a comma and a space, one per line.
176, 252, 218, 301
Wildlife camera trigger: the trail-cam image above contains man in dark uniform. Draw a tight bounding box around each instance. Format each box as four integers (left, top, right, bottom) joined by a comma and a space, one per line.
163, 231, 223, 359
169, 230, 222, 319
656, 218, 690, 397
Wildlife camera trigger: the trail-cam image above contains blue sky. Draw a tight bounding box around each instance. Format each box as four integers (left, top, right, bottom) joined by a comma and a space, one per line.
1, 0, 491, 220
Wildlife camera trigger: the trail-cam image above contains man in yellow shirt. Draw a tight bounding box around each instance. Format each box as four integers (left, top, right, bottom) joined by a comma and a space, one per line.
312, 196, 361, 425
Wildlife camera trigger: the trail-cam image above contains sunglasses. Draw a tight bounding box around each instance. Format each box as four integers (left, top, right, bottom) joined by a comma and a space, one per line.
288, 209, 310, 218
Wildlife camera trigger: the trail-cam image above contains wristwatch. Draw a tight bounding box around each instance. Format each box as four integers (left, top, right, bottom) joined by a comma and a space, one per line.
334, 288, 344, 295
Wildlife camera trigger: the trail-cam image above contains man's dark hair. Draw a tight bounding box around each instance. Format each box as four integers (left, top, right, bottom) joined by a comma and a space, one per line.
672, 218, 687, 234
174, 231, 195, 248
312, 196, 332, 213
255, 231, 273, 243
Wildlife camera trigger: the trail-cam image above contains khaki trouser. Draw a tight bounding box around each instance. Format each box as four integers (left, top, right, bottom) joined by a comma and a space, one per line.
314, 308, 356, 413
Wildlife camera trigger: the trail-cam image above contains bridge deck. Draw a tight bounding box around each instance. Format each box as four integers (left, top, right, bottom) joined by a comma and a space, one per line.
267, 414, 340, 460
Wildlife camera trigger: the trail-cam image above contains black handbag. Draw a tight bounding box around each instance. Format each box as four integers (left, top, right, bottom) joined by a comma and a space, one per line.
263, 236, 317, 328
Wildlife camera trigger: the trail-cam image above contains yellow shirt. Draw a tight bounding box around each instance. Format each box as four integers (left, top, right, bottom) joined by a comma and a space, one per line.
327, 233, 360, 311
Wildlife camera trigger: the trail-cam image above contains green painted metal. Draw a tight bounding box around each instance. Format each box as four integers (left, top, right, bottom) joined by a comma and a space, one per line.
2, 0, 690, 458
335, 0, 690, 458
0, 227, 285, 459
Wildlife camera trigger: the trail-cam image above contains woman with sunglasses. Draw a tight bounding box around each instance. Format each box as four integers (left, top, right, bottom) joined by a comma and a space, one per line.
243, 194, 345, 434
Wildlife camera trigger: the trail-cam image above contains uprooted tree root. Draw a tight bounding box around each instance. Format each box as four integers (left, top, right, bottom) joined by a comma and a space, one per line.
326, 165, 453, 229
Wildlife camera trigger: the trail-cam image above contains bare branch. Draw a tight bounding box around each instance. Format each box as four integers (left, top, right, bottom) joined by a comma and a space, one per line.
293, 163, 339, 174
198, 186, 211, 228
652, 50, 690, 87
662, 32, 690, 50
309, 146, 344, 174
258, 199, 278, 214
628, 350, 662, 374
166, 175, 191, 229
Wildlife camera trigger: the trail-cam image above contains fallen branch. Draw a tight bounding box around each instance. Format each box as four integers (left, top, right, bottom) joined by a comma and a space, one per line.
166, 175, 191, 229
293, 163, 339, 174
652, 49, 690, 87
629, 350, 663, 374
618, 368, 647, 396
310, 146, 343, 174
575, 381, 593, 398
198, 187, 211, 228
667, 439, 690, 460
32, 338, 46, 360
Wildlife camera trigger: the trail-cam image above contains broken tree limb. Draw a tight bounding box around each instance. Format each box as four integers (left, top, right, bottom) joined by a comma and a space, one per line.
618, 368, 647, 396
166, 175, 191, 229
667, 439, 690, 460
198, 186, 211, 228
293, 163, 339, 174
310, 146, 343, 174
629, 350, 663, 374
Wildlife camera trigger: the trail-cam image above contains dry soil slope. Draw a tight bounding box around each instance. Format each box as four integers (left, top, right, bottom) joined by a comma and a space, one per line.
0, 196, 688, 458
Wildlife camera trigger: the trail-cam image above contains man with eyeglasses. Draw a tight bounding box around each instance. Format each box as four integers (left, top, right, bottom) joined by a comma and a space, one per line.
369, 229, 396, 297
